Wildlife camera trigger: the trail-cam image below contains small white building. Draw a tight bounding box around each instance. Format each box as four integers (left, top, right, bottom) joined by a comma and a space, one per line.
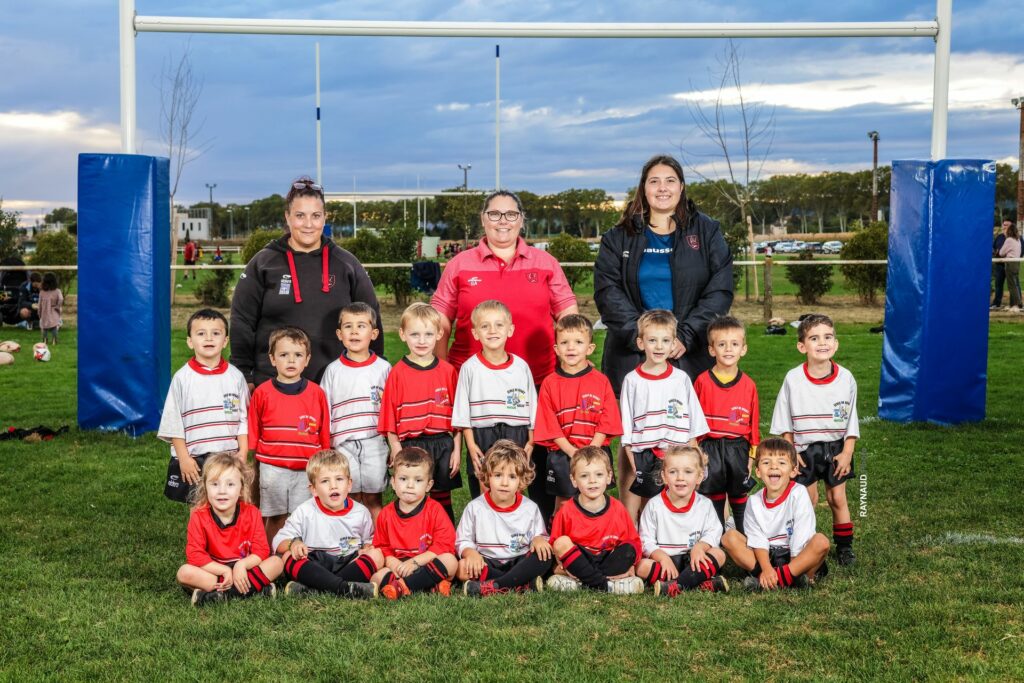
175, 207, 211, 241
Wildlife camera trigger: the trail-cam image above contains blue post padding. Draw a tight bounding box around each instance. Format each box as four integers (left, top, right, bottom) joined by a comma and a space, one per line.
879, 159, 996, 425
77, 154, 171, 434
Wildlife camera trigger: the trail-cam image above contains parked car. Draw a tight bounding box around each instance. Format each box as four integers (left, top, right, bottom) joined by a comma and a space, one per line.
822, 240, 843, 254
773, 241, 793, 253
790, 240, 807, 252
803, 241, 823, 253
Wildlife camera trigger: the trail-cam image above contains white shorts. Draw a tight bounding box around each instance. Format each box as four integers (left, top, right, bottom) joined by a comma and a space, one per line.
337, 436, 389, 494
259, 463, 311, 516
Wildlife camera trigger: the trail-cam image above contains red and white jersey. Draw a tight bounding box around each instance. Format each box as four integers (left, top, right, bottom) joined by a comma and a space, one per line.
373, 497, 457, 559
455, 492, 547, 561
452, 352, 536, 430
534, 366, 622, 449
549, 495, 641, 558
319, 352, 391, 447
185, 501, 269, 566
271, 495, 374, 556
694, 369, 761, 444
620, 365, 709, 451
639, 490, 723, 557
744, 481, 816, 555
377, 357, 458, 441
770, 362, 859, 452
249, 379, 332, 470
158, 359, 249, 457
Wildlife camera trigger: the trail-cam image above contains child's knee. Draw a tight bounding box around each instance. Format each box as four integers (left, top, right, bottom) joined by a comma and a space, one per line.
708, 547, 727, 566
826, 484, 848, 507
438, 553, 459, 578
261, 555, 284, 579
175, 564, 193, 586
808, 533, 831, 560
364, 547, 385, 567
551, 536, 574, 555
635, 558, 654, 579
722, 529, 745, 550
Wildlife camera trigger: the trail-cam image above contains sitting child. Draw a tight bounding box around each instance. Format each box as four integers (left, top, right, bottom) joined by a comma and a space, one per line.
456, 440, 553, 596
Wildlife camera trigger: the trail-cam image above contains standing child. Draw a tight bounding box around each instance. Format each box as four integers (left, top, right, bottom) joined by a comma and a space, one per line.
770, 313, 859, 566
619, 309, 709, 519
370, 447, 459, 599
693, 315, 760, 534
452, 300, 536, 500
249, 327, 331, 545
158, 309, 249, 504
637, 445, 729, 596
534, 314, 622, 516
721, 439, 830, 590
319, 302, 391, 522
176, 453, 283, 606
457, 440, 553, 596
547, 446, 644, 594
378, 302, 462, 523
38, 272, 63, 345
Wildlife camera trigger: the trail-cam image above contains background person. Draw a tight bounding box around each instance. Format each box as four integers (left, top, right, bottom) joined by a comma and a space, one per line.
997, 220, 1022, 312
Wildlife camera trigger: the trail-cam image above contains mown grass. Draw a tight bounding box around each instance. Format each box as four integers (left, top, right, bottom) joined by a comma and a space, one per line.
1, 322, 1022, 681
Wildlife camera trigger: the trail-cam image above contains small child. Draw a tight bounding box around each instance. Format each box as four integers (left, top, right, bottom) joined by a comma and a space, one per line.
378, 302, 462, 523
159, 309, 249, 504
37, 272, 63, 345
456, 440, 553, 596
693, 315, 760, 534
319, 302, 391, 522
273, 450, 381, 599
620, 309, 709, 518
535, 314, 622, 514
176, 453, 283, 606
637, 445, 729, 596
770, 313, 859, 566
721, 438, 830, 591
547, 446, 644, 594
370, 447, 458, 599
452, 300, 536, 500
249, 327, 331, 545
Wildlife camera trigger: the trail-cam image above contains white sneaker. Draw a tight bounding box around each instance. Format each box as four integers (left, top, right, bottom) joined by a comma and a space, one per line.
607, 577, 645, 594
546, 575, 581, 592
1011, 306, 1022, 313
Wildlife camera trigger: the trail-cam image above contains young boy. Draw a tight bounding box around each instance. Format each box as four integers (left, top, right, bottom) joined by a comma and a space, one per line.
770, 313, 859, 566
273, 450, 381, 599
370, 447, 458, 599
249, 327, 331, 545
159, 309, 250, 504
535, 314, 622, 514
619, 309, 709, 516
452, 300, 536, 500
319, 302, 391, 522
693, 315, 759, 534
378, 302, 462, 523
547, 446, 644, 594
721, 438, 830, 590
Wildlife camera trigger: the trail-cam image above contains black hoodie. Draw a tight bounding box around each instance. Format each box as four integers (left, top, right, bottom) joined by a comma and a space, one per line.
230, 234, 385, 386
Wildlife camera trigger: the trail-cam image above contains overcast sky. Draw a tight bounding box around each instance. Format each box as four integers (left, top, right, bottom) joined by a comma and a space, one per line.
2, 1, 1022, 224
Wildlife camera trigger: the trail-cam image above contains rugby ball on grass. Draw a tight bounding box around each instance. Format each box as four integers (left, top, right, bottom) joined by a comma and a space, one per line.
33, 343, 51, 362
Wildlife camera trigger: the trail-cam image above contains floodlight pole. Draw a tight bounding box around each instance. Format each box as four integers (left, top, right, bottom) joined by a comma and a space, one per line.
868, 131, 880, 221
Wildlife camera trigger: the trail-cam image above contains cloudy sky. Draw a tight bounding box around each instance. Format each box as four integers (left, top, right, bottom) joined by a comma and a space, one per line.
2, 1, 1022, 224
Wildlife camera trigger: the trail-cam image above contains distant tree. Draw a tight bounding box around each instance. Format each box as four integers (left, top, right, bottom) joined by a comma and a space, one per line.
840, 221, 888, 304
0, 200, 21, 260
995, 162, 1017, 223
341, 223, 421, 306
547, 232, 593, 291
241, 228, 284, 265
44, 207, 77, 234
31, 231, 78, 292
786, 250, 833, 305
194, 256, 233, 307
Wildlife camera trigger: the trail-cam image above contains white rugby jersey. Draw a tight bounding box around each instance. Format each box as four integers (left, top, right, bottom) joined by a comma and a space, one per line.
319, 352, 391, 448
620, 365, 709, 450
770, 362, 859, 452
744, 481, 816, 555
639, 489, 723, 557
452, 352, 536, 430
455, 492, 547, 561
271, 495, 374, 556
158, 359, 249, 457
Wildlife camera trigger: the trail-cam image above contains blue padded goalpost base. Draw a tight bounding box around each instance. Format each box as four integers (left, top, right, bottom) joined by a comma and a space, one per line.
78, 154, 171, 434
879, 159, 996, 425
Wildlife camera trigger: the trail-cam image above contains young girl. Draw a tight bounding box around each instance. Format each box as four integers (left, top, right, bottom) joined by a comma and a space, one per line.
38, 272, 63, 345
176, 453, 283, 606
636, 445, 730, 596
456, 440, 553, 596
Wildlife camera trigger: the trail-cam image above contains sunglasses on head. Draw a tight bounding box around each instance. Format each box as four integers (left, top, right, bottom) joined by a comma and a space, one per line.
292, 180, 323, 192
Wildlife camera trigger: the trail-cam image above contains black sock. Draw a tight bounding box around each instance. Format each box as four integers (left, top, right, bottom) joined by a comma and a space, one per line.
286, 556, 351, 595
709, 494, 727, 527
645, 562, 665, 586
404, 558, 449, 593
729, 495, 748, 535
675, 555, 720, 590
430, 491, 455, 524
833, 522, 853, 549
492, 553, 553, 590
338, 554, 378, 582
558, 545, 607, 590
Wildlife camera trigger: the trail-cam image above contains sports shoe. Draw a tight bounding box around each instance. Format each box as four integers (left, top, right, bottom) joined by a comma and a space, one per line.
529, 576, 545, 593
990, 304, 1002, 310
697, 576, 730, 593
191, 588, 227, 607
654, 581, 682, 598
464, 580, 504, 597
813, 561, 830, 583
742, 575, 762, 592
837, 546, 856, 567
789, 574, 810, 589
381, 578, 411, 600
284, 581, 308, 597
258, 583, 277, 599
546, 574, 582, 592
606, 576, 645, 594
431, 580, 453, 596
344, 581, 378, 599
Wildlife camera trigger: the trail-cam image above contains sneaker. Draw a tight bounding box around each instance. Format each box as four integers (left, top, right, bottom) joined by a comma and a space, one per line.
1011, 306, 1022, 313
990, 304, 1002, 310
284, 581, 307, 597
431, 580, 453, 596
530, 576, 545, 593
606, 576, 645, 594
190, 588, 227, 607
813, 561, 830, 583
258, 583, 277, 599
742, 575, 763, 592
344, 581, 378, 599
381, 578, 411, 601
464, 580, 505, 597
697, 576, 730, 593
654, 581, 682, 598
546, 574, 582, 592
789, 574, 810, 589
837, 546, 856, 566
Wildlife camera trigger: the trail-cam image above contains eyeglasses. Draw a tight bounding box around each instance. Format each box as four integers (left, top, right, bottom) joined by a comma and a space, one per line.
292, 180, 323, 192
484, 210, 522, 222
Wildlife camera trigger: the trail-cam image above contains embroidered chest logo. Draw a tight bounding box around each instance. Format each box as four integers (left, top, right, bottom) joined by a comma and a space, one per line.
666, 398, 684, 420
580, 393, 603, 414
238, 539, 252, 558
467, 276, 483, 287
418, 533, 434, 553
278, 275, 292, 296
222, 392, 241, 416
508, 532, 530, 553
339, 536, 360, 553
527, 271, 538, 283
687, 531, 700, 549
298, 415, 319, 434
727, 406, 750, 425
506, 388, 527, 410
369, 384, 383, 406
832, 402, 850, 422
687, 235, 700, 250
598, 534, 621, 552
434, 388, 451, 406
326, 274, 336, 289
785, 518, 795, 539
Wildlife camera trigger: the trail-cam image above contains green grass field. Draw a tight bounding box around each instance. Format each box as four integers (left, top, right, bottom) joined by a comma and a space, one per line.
1, 322, 1022, 681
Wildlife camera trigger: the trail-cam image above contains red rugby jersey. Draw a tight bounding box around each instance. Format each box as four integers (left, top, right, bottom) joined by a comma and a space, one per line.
694, 369, 761, 444
378, 357, 458, 441
534, 366, 622, 449
185, 501, 270, 566
549, 495, 641, 558
248, 378, 331, 470
373, 497, 457, 559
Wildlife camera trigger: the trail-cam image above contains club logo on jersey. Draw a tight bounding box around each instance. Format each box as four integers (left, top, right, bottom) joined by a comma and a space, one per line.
728, 406, 750, 425
527, 271, 538, 283
622, 250, 630, 259
298, 415, 319, 434
326, 274, 336, 290
687, 235, 700, 250
580, 393, 603, 414
338, 536, 360, 553
508, 532, 530, 554
418, 533, 434, 553
370, 384, 383, 406
433, 388, 451, 406
598, 535, 622, 552
687, 531, 701, 549
222, 392, 241, 416
832, 401, 850, 422
278, 275, 292, 296
238, 539, 252, 558
785, 518, 795, 540
666, 398, 684, 420
467, 276, 483, 287
505, 388, 527, 410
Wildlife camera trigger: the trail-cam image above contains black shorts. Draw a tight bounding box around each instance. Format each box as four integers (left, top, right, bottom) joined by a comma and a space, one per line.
164, 454, 209, 503
307, 550, 358, 575
471, 424, 530, 476
795, 439, 854, 488
628, 449, 664, 498
402, 433, 462, 492
578, 544, 637, 578
699, 437, 756, 498
545, 448, 577, 498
